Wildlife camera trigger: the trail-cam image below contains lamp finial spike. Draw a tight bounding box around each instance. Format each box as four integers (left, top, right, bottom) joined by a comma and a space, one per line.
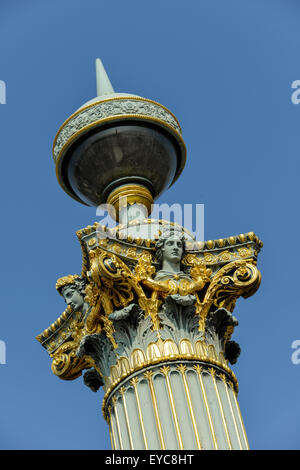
95, 58, 115, 96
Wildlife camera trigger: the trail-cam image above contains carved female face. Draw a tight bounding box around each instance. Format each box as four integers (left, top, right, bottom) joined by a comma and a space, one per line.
61, 285, 84, 312
162, 236, 183, 264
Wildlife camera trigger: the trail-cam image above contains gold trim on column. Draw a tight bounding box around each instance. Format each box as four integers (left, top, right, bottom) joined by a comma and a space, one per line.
130, 377, 148, 450
193, 365, 218, 449
144, 370, 166, 450
109, 424, 114, 450
112, 396, 123, 450
107, 184, 154, 221
103, 355, 239, 418
160, 366, 184, 450
120, 386, 134, 450
220, 374, 243, 450
208, 368, 232, 450
229, 382, 250, 449
108, 406, 116, 450
177, 365, 202, 450
110, 419, 118, 450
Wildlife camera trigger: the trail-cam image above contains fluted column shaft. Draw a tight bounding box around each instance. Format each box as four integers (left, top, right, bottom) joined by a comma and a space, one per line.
104, 360, 248, 450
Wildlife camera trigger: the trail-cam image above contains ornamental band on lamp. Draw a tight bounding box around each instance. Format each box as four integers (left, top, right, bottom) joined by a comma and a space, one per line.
36, 59, 263, 450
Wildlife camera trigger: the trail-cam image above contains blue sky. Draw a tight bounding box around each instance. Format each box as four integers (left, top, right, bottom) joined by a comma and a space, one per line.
0, 0, 300, 450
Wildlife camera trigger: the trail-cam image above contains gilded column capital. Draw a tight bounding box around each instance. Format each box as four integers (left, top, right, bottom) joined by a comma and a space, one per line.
36, 223, 262, 409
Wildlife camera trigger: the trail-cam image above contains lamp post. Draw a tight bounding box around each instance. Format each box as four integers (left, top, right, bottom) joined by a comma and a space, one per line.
37, 60, 262, 450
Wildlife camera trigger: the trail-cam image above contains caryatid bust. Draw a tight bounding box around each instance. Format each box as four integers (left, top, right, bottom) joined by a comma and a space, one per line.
135, 230, 210, 301
154, 231, 190, 281
56, 275, 89, 318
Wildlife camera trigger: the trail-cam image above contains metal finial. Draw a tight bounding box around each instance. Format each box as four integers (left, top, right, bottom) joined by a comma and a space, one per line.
95, 58, 114, 96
